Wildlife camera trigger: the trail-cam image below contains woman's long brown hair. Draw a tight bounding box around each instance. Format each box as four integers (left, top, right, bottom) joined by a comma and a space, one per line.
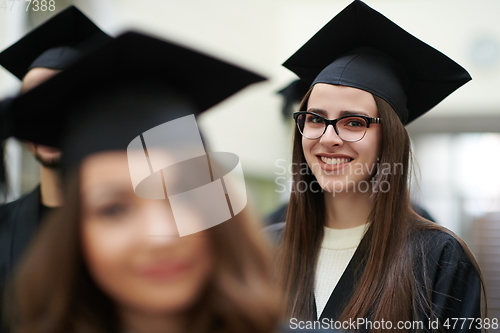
276, 89, 485, 332
6, 170, 280, 333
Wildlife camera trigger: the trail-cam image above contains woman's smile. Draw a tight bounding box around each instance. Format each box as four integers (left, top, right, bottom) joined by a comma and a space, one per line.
136, 258, 195, 283
317, 154, 354, 171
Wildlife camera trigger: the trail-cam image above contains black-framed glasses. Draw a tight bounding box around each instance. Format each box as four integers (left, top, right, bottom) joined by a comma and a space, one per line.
293, 111, 382, 142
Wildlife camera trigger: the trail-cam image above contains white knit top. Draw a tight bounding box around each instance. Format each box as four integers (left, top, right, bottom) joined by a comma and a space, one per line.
314, 224, 368, 318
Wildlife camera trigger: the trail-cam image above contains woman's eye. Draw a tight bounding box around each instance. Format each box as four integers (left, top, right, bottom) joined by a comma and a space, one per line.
307, 115, 325, 124
345, 119, 366, 127
98, 204, 129, 218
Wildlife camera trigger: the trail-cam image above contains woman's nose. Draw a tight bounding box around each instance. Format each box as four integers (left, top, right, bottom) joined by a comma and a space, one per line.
319, 124, 344, 147
142, 201, 179, 243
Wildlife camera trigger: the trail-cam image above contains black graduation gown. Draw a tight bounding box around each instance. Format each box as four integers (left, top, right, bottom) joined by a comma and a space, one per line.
266, 223, 482, 333
0, 186, 42, 332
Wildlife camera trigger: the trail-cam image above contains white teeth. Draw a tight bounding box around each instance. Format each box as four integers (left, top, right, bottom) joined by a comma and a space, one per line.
320, 156, 351, 165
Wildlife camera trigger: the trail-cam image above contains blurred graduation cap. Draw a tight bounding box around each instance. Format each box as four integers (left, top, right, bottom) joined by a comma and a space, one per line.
277, 79, 309, 120
6, 31, 266, 173
282, 0, 471, 124
0, 5, 111, 80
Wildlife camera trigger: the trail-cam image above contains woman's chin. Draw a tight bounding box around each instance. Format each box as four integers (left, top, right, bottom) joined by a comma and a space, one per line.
317, 179, 346, 194
316, 176, 373, 195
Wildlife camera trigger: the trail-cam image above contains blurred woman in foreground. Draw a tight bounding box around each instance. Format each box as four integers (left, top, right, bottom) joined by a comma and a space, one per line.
11, 151, 279, 333
4, 31, 288, 333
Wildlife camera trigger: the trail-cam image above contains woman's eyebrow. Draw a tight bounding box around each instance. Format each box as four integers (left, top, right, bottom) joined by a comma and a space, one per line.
339, 110, 370, 117
306, 108, 328, 116
83, 186, 132, 203
307, 108, 371, 118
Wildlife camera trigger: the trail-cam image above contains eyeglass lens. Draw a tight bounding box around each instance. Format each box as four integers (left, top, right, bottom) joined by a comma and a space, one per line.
296, 113, 369, 141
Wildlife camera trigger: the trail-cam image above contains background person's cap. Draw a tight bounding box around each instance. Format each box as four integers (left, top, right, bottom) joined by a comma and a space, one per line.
0, 5, 112, 80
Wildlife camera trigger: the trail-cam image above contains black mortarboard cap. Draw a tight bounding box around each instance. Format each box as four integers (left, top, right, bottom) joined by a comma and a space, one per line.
277, 79, 310, 120
0, 6, 111, 80
282, 0, 471, 124
8, 31, 266, 171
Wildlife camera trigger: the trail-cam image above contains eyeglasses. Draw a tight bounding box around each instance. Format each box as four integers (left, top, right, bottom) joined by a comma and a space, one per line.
293, 111, 381, 142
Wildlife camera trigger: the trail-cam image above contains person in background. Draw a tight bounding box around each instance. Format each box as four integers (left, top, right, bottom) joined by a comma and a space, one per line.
271, 1, 484, 332
0, 9, 111, 330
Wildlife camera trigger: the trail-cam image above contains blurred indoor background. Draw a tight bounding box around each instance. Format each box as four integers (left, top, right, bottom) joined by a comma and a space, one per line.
1, 0, 499, 323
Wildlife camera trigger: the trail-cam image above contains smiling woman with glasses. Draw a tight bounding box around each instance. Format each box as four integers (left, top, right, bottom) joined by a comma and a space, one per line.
268, 1, 484, 332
